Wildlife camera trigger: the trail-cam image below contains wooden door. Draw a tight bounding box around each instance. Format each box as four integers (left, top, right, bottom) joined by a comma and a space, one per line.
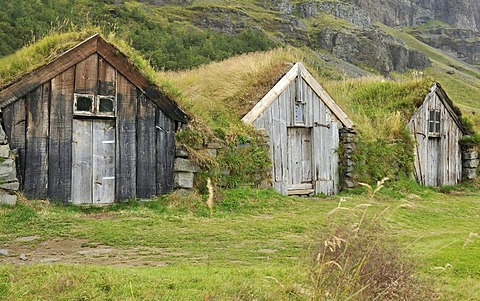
72, 119, 115, 204
426, 137, 440, 186
287, 127, 313, 194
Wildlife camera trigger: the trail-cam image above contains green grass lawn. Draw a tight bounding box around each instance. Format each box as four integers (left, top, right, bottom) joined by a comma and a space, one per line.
1, 185, 480, 300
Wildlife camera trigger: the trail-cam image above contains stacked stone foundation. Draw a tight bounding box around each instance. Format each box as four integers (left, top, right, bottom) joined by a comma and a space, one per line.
0, 117, 19, 205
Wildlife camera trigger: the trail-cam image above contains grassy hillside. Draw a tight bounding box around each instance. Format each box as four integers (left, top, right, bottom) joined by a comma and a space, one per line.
380, 24, 480, 126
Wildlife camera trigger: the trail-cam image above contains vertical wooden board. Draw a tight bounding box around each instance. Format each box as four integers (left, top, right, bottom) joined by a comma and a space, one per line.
137, 95, 157, 198
49, 67, 74, 201
72, 119, 93, 204
301, 128, 312, 183
286, 128, 295, 186
166, 116, 176, 192
97, 57, 116, 96
330, 121, 340, 193
2, 98, 26, 188
74, 53, 98, 94
156, 109, 167, 194
156, 109, 176, 194
271, 99, 283, 183
277, 92, 288, 186
286, 80, 295, 126
93, 120, 116, 204
116, 74, 137, 199
24, 84, 50, 198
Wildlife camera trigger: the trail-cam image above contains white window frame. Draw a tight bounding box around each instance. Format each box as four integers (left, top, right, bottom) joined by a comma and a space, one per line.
74, 93, 116, 117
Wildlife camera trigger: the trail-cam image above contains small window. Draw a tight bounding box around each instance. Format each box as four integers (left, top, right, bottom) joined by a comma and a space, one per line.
294, 102, 305, 125
75, 94, 94, 113
97, 96, 115, 115
74, 93, 115, 117
429, 109, 441, 136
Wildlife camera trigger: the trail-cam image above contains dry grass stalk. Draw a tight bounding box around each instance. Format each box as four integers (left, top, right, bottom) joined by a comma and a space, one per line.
206, 178, 214, 217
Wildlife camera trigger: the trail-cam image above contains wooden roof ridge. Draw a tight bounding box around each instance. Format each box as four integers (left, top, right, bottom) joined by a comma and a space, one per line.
0, 33, 187, 123
242, 62, 353, 128
431, 82, 465, 134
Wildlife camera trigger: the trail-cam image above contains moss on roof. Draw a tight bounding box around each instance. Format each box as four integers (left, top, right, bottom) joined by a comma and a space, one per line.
0, 29, 170, 92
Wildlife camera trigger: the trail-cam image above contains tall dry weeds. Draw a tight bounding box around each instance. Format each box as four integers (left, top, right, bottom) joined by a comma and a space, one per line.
310, 198, 437, 301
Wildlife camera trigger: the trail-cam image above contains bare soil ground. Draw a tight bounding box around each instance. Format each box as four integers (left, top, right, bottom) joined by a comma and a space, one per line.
0, 237, 169, 267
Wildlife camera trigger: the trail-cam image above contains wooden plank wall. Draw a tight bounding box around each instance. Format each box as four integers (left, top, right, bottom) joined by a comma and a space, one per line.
24, 83, 50, 198
137, 94, 157, 198
156, 108, 176, 194
408, 92, 462, 186
253, 75, 341, 196
49, 67, 74, 201
116, 74, 138, 200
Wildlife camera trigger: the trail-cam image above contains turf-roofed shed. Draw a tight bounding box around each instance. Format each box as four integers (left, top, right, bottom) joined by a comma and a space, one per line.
0, 34, 187, 204
243, 63, 354, 196
408, 82, 466, 186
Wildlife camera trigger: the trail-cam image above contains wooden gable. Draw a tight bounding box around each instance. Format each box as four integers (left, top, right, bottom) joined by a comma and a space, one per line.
242, 62, 353, 128
0, 34, 186, 123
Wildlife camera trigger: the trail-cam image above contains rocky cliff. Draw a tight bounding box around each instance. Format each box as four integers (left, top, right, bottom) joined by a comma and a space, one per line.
260, 0, 480, 71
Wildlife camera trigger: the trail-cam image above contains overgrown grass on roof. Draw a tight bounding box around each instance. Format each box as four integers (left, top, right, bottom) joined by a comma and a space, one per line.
0, 29, 98, 89
159, 47, 302, 138
325, 76, 432, 182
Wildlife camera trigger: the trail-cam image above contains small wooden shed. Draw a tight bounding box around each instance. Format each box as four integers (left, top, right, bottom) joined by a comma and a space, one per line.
242, 62, 354, 195
408, 83, 465, 186
0, 34, 187, 204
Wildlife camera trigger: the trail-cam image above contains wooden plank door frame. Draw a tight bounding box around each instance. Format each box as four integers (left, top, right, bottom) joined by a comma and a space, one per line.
72, 118, 116, 204
286, 126, 314, 195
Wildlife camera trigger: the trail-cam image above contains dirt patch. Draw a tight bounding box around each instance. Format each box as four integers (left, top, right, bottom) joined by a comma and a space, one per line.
0, 238, 168, 267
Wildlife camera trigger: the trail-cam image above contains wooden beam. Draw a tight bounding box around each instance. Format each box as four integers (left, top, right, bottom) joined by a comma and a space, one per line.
0, 34, 99, 109
242, 63, 299, 124
298, 63, 354, 128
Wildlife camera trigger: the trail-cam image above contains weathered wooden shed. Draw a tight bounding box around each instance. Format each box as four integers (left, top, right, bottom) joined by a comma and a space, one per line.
242, 62, 354, 195
407, 83, 466, 186
0, 34, 187, 204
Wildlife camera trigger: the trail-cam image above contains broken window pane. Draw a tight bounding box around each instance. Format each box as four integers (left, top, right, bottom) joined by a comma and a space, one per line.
99, 97, 114, 113
76, 95, 94, 112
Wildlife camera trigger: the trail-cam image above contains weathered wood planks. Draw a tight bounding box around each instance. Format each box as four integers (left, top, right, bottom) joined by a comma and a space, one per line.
72, 119, 93, 204
24, 83, 49, 198
49, 67, 74, 202
137, 94, 157, 198
156, 108, 176, 194
116, 74, 137, 200
92, 120, 115, 204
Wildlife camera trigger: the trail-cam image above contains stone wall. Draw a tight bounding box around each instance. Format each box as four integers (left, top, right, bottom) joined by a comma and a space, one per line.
0, 117, 19, 205
173, 141, 224, 192
339, 127, 357, 189
462, 149, 478, 180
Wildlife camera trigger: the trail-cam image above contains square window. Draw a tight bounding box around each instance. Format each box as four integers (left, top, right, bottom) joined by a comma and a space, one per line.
75, 94, 94, 113
98, 96, 115, 114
